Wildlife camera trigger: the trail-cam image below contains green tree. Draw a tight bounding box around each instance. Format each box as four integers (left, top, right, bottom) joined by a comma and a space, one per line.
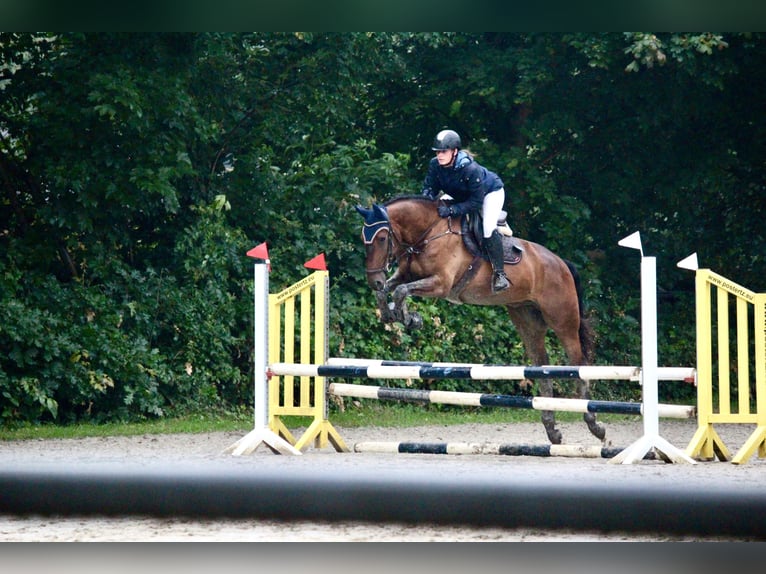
2, 32, 764, 425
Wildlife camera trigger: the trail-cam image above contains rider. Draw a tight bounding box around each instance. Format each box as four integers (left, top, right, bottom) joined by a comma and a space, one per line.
421, 129, 510, 293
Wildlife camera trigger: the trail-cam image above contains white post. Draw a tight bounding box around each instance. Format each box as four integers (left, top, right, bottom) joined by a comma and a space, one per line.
253, 261, 268, 430
610, 238, 696, 464
641, 256, 660, 439
224, 257, 301, 456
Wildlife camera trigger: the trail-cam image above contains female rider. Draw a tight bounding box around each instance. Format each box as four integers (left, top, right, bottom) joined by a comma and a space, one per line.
421, 129, 510, 293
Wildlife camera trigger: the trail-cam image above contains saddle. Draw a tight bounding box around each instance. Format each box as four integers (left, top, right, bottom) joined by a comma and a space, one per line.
461, 211, 523, 265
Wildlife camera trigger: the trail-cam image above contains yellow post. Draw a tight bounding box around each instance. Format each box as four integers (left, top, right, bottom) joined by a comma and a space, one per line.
732, 292, 766, 464
686, 269, 765, 463
736, 298, 751, 414
267, 269, 348, 452
716, 287, 730, 416
686, 270, 730, 461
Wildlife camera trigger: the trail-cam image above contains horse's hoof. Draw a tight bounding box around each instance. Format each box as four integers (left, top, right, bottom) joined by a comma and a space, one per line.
546, 429, 563, 445
378, 302, 398, 323
584, 413, 606, 442
405, 313, 423, 330
592, 424, 607, 442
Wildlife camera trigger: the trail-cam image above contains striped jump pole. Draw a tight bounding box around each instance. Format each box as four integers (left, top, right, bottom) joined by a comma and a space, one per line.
269, 359, 694, 381
326, 357, 697, 383
270, 361, 696, 383
328, 382, 695, 419
353, 441, 658, 460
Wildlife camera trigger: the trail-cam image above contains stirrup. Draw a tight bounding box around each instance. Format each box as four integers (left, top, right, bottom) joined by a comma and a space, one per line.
496, 211, 513, 237
497, 223, 513, 237
492, 271, 510, 293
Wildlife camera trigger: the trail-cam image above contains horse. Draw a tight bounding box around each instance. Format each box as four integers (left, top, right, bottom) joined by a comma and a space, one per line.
354, 195, 605, 445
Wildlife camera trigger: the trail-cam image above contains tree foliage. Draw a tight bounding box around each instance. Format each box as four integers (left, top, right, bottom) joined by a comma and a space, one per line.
2, 32, 764, 425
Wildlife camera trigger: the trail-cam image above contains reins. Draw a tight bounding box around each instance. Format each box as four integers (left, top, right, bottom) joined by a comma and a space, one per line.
368, 209, 461, 277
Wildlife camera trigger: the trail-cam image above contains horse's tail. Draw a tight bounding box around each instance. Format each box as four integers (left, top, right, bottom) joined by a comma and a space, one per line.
565, 260, 595, 364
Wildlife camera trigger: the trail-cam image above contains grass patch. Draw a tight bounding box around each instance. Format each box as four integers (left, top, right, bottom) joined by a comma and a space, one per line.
328, 400, 545, 427
328, 400, 635, 428
0, 401, 637, 441
0, 411, 251, 441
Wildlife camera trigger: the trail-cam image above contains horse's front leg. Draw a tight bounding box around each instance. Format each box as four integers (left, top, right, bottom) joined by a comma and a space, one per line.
383, 269, 406, 299
373, 269, 409, 324
392, 295, 422, 330
390, 276, 448, 331
374, 290, 397, 324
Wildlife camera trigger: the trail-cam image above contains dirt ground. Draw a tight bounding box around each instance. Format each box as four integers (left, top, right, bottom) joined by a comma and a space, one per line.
1, 417, 765, 541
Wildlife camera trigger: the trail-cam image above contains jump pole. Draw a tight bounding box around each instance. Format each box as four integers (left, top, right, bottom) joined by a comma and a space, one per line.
353, 441, 658, 459
326, 382, 695, 418
609, 232, 696, 465
281, 359, 696, 383
224, 244, 301, 456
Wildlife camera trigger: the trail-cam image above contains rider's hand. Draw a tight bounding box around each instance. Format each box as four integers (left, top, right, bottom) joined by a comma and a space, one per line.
437, 205, 453, 218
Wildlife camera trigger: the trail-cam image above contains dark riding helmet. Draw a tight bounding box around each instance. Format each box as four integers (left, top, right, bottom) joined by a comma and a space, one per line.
431, 129, 461, 151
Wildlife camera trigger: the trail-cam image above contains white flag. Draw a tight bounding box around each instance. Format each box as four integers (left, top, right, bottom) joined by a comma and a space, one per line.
618, 231, 643, 253
677, 253, 699, 271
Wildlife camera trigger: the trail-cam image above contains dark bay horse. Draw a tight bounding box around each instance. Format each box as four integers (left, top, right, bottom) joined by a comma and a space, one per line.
355, 195, 605, 445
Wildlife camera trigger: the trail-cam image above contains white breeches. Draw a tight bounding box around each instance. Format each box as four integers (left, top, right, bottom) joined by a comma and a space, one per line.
441, 188, 506, 238
482, 188, 505, 238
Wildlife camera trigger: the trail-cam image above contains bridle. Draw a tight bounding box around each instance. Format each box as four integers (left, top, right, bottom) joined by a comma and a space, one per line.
364, 205, 461, 278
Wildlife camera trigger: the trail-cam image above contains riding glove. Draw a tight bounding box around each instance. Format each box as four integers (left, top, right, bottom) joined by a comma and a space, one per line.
437, 205, 454, 218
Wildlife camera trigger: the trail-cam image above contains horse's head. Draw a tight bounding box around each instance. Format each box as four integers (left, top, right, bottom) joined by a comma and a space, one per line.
354, 203, 391, 292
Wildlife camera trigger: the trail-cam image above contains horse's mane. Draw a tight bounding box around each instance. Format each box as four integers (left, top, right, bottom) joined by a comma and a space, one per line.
383, 194, 435, 207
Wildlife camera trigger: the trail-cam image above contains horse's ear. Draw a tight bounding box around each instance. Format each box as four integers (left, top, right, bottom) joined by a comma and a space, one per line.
372, 204, 387, 220
356, 204, 388, 225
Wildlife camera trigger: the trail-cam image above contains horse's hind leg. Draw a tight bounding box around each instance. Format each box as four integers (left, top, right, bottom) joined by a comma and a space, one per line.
573, 377, 605, 441
507, 307, 562, 444
550, 317, 606, 442
538, 379, 561, 444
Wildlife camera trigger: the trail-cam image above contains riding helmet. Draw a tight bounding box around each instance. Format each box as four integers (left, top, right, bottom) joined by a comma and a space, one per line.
431, 129, 461, 151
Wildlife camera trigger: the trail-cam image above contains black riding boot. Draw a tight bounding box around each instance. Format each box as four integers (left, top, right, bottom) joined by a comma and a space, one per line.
482, 230, 510, 293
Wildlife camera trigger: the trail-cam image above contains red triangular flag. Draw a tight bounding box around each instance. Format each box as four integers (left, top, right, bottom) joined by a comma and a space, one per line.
304, 253, 327, 271
246, 242, 269, 260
